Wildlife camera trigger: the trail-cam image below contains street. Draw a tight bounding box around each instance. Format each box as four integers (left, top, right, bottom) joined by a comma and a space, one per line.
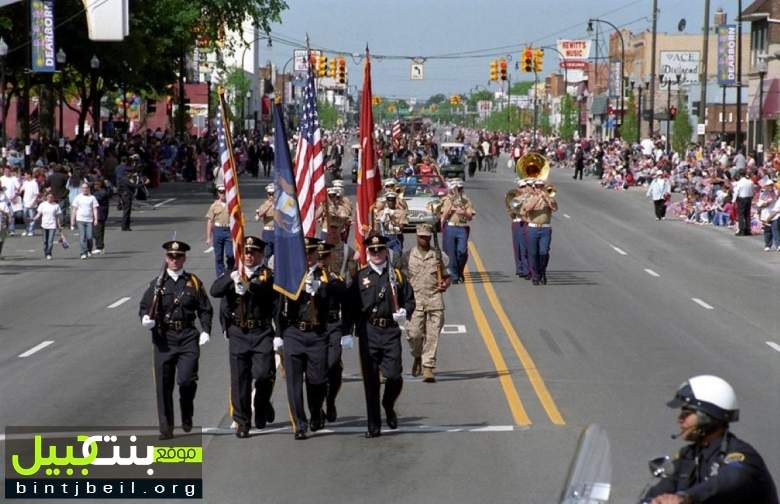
1, 160, 777, 503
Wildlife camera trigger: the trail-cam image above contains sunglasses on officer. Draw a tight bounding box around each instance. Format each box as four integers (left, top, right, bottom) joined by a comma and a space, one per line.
166, 253, 186, 260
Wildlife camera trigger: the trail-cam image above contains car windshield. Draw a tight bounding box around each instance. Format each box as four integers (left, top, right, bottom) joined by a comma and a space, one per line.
399, 178, 445, 197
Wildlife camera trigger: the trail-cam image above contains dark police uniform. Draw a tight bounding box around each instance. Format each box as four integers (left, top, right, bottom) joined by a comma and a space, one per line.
317, 242, 352, 423
352, 234, 415, 437
210, 236, 277, 437
277, 237, 331, 439
138, 241, 213, 439
642, 432, 779, 504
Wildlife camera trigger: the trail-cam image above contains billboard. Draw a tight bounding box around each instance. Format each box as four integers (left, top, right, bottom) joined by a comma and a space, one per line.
659, 51, 700, 87
557, 39, 591, 83
30, 0, 55, 73
717, 24, 738, 86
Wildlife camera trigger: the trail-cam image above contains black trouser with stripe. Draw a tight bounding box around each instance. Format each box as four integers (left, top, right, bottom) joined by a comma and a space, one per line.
282, 326, 328, 432
325, 322, 344, 409
228, 325, 275, 429
358, 323, 403, 434
153, 330, 199, 435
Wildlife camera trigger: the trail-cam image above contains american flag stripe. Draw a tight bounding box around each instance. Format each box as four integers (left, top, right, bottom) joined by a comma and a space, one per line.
294, 53, 325, 238
216, 92, 245, 275
391, 119, 401, 141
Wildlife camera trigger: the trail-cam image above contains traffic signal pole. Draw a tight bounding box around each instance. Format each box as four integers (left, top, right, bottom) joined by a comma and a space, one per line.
533, 69, 539, 147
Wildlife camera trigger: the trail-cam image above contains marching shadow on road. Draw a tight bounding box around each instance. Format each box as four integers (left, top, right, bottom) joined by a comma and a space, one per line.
463, 270, 511, 284
0, 263, 68, 275
342, 368, 522, 384
543, 270, 600, 286
117, 216, 202, 227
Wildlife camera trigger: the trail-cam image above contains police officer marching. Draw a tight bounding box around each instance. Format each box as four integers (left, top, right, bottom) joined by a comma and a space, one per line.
139, 241, 213, 440
255, 183, 276, 259
641, 375, 778, 504
210, 236, 278, 438
315, 241, 353, 423
400, 223, 449, 382
351, 234, 415, 438
440, 178, 476, 284
276, 237, 332, 440
506, 178, 531, 279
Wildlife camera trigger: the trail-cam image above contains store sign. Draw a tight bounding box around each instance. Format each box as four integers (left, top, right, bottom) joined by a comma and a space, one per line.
557, 40, 590, 83
659, 51, 699, 86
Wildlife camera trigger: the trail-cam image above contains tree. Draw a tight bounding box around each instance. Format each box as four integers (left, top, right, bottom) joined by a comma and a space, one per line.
619, 94, 639, 143
466, 90, 493, 110
510, 81, 534, 96
672, 95, 693, 155
318, 100, 338, 130
559, 94, 578, 141
426, 93, 446, 106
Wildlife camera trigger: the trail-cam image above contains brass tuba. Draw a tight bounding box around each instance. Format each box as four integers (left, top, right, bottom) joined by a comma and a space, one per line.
515, 151, 550, 182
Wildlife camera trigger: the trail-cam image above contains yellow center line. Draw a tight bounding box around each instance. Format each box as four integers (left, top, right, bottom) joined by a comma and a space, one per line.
462, 265, 531, 426
468, 242, 566, 426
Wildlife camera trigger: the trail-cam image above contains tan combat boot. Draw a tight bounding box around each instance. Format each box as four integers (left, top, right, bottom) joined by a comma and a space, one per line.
412, 357, 422, 377
422, 367, 436, 383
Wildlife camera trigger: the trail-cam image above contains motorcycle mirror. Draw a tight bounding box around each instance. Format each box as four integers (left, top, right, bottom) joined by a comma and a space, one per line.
648, 456, 673, 478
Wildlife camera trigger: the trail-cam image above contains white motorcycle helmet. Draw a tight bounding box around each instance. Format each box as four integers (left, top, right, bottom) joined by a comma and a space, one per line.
667, 375, 739, 423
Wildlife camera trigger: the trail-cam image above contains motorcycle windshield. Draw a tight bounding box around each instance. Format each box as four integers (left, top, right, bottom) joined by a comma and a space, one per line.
559, 423, 612, 504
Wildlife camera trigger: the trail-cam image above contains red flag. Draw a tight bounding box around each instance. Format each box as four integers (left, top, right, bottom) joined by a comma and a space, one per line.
355, 49, 381, 265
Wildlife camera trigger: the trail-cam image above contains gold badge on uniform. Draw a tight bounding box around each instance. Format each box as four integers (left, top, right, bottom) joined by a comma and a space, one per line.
186, 281, 194, 287
172, 242, 180, 251
362, 277, 371, 287
724, 452, 745, 464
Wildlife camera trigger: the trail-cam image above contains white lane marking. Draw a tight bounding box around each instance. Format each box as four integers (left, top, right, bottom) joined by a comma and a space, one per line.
766, 342, 780, 353
691, 298, 714, 310
611, 245, 628, 256
201, 425, 519, 436
203, 246, 214, 254
441, 324, 466, 334
153, 198, 176, 209
107, 296, 131, 309
563, 213, 571, 219
644, 268, 660, 277
19, 340, 54, 358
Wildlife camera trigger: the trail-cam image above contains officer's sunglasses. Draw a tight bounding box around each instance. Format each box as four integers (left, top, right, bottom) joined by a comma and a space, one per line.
166, 253, 185, 260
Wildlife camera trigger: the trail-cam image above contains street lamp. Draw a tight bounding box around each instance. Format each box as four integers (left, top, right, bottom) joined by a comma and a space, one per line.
588, 18, 626, 136
56, 48, 66, 139
204, 72, 212, 139
0, 37, 8, 146
90, 54, 100, 137
121, 60, 129, 135
245, 90, 252, 134
756, 55, 768, 157
660, 73, 681, 153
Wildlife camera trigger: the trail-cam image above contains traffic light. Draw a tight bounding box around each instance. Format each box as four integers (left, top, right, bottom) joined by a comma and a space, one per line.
449, 95, 461, 106
534, 49, 544, 73
522, 48, 533, 73
316, 55, 328, 77
489, 60, 498, 81
372, 96, 382, 106
337, 57, 346, 84
429, 104, 437, 112
328, 58, 337, 78
499, 59, 507, 81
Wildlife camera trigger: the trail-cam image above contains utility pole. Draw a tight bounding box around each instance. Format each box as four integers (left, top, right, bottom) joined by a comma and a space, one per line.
735, 0, 743, 152
648, 0, 658, 137
699, 0, 710, 144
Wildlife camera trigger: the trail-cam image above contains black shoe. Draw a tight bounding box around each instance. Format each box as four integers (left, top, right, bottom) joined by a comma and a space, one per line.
364, 430, 381, 438
540, 274, 547, 285
325, 401, 337, 422
310, 414, 325, 432
236, 426, 250, 439
265, 402, 275, 424
532, 280, 540, 286
384, 408, 398, 430
255, 408, 267, 430
158, 431, 174, 441
294, 430, 308, 440
182, 418, 193, 433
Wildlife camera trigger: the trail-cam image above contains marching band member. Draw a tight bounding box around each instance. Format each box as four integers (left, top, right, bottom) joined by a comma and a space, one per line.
522, 179, 557, 286
506, 178, 531, 279
255, 183, 276, 259
440, 178, 475, 284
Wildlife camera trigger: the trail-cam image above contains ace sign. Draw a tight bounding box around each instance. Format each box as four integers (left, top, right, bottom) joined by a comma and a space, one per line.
659, 51, 700, 87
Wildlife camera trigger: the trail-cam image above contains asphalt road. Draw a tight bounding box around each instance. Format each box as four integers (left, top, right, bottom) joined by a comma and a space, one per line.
0, 161, 777, 503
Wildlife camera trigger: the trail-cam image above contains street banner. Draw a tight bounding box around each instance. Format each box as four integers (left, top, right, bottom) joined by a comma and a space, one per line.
355, 48, 381, 266
717, 24, 737, 86
272, 101, 307, 300
31, 0, 55, 73
659, 51, 700, 87
608, 61, 622, 98
216, 90, 246, 277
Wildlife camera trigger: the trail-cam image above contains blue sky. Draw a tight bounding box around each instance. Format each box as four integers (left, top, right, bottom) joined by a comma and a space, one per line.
266, 0, 747, 99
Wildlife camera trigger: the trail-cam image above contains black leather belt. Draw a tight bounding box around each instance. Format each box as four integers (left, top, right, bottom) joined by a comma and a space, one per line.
368, 317, 397, 329
291, 321, 322, 332
235, 318, 270, 330
162, 320, 194, 331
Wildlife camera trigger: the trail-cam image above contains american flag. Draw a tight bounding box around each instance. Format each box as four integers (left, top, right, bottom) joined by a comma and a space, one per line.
391, 119, 401, 142
216, 92, 245, 276
293, 53, 325, 238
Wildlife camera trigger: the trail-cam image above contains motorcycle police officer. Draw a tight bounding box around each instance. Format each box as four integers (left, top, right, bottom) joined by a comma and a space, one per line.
210, 236, 278, 438
139, 240, 213, 440
642, 375, 778, 504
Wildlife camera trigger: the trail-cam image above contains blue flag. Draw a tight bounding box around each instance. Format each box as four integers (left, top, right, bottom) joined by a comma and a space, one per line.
272, 102, 307, 300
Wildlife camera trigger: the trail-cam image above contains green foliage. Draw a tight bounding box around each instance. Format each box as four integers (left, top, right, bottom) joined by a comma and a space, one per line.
672, 95, 693, 155
510, 81, 534, 96
318, 100, 339, 130
538, 111, 552, 136
559, 94, 578, 141
774, 118, 780, 148
467, 90, 493, 109
426, 94, 447, 106
619, 94, 639, 142
481, 106, 526, 132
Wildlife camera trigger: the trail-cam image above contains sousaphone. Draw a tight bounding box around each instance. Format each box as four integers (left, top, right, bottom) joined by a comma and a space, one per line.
515, 151, 550, 181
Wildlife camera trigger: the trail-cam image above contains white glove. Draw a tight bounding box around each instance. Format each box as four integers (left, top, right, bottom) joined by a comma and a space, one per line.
273, 337, 284, 351
304, 278, 321, 295
230, 270, 241, 282
199, 332, 210, 346
234, 281, 247, 296
141, 314, 156, 329
392, 309, 407, 324
340, 335, 354, 349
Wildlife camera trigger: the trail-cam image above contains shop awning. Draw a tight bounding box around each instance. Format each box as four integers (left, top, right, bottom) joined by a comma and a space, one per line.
748, 78, 780, 120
